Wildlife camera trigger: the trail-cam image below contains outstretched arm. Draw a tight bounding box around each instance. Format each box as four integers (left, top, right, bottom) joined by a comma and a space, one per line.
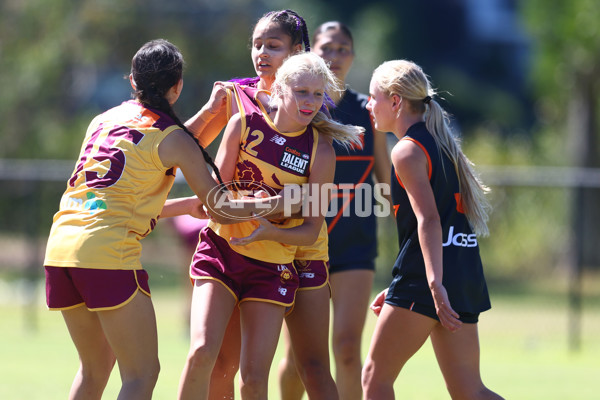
185, 81, 232, 147
158, 128, 301, 224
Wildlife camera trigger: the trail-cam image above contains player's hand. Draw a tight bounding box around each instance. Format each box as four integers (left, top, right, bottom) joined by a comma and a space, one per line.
229, 215, 276, 246
188, 198, 210, 219
206, 81, 234, 114
430, 283, 462, 331
253, 189, 270, 199
370, 289, 388, 317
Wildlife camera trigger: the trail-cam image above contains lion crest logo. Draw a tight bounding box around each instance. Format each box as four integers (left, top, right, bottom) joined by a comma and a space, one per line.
280, 267, 292, 283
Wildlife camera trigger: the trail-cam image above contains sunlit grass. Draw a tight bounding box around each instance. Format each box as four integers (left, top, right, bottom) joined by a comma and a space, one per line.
1, 274, 599, 400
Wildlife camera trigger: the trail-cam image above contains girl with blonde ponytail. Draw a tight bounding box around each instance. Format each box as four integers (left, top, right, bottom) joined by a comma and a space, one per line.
178, 52, 362, 399
373, 60, 490, 235
362, 60, 503, 400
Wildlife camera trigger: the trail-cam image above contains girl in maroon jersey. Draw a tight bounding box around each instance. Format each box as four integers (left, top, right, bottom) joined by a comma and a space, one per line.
177, 52, 362, 400
179, 10, 342, 399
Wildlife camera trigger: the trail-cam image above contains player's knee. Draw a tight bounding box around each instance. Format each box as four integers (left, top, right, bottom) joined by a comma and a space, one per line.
79, 352, 116, 383
297, 358, 332, 387
239, 369, 268, 397
120, 359, 160, 392
332, 333, 361, 365
186, 343, 219, 372
362, 361, 393, 399
361, 361, 374, 389
138, 358, 160, 382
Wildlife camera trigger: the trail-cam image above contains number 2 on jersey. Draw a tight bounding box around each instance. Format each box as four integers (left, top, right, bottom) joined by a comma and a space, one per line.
244, 129, 264, 157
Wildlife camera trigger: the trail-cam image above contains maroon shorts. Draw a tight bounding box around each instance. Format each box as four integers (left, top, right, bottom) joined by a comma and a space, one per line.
294, 260, 330, 291
45, 266, 151, 311
190, 227, 299, 307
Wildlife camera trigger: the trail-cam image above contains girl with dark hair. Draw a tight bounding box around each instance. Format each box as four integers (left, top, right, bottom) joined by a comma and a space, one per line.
185, 9, 311, 149
43, 39, 295, 400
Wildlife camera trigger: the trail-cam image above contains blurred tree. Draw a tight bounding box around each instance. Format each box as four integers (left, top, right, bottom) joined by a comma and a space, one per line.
522, 0, 600, 267
0, 0, 262, 159
0, 0, 533, 160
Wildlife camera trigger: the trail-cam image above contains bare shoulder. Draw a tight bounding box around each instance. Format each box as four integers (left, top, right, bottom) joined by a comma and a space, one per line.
158, 128, 197, 168
222, 112, 243, 142
316, 134, 335, 160
391, 138, 426, 166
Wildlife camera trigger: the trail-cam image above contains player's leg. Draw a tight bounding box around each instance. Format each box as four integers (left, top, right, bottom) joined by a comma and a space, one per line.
96, 291, 160, 400
430, 322, 504, 399
285, 285, 338, 399
178, 280, 237, 400
238, 301, 286, 399
362, 304, 435, 400
330, 269, 374, 400
61, 306, 116, 400
278, 324, 306, 400
209, 307, 241, 400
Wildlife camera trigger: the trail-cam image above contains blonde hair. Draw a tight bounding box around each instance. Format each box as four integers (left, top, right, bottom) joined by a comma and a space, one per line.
270, 52, 363, 148
372, 60, 491, 236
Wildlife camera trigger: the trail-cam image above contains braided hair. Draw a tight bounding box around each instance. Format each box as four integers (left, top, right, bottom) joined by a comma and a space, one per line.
231, 10, 310, 88
130, 39, 224, 185
258, 9, 311, 52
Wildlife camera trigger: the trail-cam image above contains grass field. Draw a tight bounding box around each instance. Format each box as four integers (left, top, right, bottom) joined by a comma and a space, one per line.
1, 273, 599, 400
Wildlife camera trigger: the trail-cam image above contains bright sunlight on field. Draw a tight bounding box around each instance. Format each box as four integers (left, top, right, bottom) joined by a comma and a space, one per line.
1, 273, 598, 400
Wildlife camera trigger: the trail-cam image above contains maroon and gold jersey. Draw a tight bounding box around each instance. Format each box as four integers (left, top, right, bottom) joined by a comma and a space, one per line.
209, 104, 319, 264
217, 82, 328, 262
44, 101, 178, 270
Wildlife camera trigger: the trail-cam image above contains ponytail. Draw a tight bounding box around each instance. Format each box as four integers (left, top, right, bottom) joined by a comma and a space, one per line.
311, 111, 363, 149
425, 99, 490, 236
373, 60, 490, 236
131, 39, 224, 185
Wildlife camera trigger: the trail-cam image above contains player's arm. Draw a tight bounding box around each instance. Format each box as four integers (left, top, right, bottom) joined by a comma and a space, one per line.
185, 81, 231, 147
212, 112, 243, 183
392, 139, 461, 332
158, 128, 300, 224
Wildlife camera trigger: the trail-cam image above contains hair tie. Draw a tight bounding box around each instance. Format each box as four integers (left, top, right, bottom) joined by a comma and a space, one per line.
130, 75, 138, 89
293, 16, 301, 31
423, 95, 432, 104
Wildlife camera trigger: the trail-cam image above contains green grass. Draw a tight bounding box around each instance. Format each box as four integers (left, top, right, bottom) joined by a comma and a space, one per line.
1, 278, 599, 399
